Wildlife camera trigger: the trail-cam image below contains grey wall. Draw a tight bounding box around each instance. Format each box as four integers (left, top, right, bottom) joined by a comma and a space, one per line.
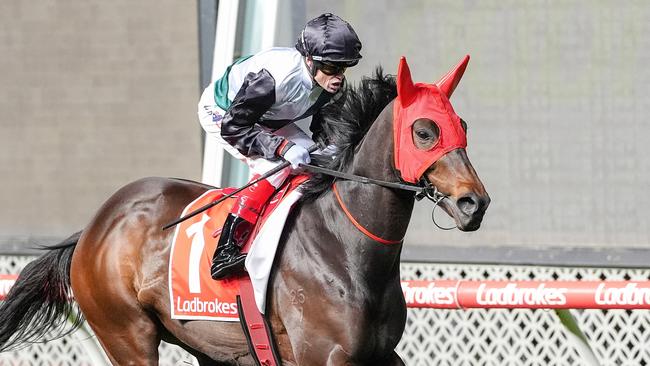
2, 1, 649, 255
297, 1, 650, 250
0, 1, 201, 245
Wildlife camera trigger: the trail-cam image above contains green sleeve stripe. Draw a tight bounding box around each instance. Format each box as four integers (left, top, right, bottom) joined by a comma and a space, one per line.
213, 55, 253, 111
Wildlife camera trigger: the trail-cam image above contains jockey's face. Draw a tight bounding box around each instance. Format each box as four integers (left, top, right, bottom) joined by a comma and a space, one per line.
315, 69, 345, 93
306, 58, 346, 93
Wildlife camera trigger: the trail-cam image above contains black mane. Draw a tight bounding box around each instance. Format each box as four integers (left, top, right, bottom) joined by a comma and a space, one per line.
301, 67, 397, 201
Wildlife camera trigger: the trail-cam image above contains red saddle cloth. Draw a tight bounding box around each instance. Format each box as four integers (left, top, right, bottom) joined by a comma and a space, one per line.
169, 175, 306, 321
169, 176, 307, 365
169, 187, 240, 321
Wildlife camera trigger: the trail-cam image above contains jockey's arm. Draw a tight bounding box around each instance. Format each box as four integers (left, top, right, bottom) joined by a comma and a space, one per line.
220, 69, 287, 160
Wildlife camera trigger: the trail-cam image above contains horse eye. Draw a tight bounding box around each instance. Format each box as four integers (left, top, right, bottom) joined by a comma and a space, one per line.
415, 130, 432, 139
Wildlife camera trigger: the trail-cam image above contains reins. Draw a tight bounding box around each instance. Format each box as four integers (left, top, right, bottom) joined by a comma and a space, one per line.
161, 156, 456, 233
161, 146, 322, 230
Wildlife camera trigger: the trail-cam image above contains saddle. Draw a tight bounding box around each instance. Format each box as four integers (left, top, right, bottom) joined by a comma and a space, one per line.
168, 175, 308, 365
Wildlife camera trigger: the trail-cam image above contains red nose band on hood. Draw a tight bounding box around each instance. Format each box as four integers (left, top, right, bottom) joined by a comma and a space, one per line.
393, 55, 470, 183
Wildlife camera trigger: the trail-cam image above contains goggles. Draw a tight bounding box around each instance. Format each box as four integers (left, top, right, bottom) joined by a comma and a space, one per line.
313, 60, 356, 76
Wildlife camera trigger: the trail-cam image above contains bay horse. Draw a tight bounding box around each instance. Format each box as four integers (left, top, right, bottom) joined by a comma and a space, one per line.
0, 57, 489, 365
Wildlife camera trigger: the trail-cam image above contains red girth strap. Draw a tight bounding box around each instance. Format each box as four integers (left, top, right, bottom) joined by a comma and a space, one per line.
332, 183, 402, 245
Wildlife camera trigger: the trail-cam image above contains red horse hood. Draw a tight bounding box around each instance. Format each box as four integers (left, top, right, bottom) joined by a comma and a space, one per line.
393, 55, 470, 183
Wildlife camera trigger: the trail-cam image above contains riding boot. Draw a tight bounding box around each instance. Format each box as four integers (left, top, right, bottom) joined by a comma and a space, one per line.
210, 214, 250, 279
211, 179, 276, 280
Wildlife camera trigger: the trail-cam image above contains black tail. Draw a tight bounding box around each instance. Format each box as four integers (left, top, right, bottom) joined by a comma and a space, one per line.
0, 231, 84, 351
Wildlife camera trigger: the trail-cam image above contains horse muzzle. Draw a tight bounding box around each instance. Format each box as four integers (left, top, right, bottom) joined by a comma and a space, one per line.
440, 192, 490, 231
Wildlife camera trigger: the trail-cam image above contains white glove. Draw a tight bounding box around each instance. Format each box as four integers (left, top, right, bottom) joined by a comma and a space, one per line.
282, 144, 311, 170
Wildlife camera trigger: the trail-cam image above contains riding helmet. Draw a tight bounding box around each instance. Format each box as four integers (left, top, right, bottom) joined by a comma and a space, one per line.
295, 13, 362, 66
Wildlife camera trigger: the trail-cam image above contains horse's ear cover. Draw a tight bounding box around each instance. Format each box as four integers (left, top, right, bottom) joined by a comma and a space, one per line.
435, 54, 469, 98
393, 55, 470, 183
397, 57, 417, 106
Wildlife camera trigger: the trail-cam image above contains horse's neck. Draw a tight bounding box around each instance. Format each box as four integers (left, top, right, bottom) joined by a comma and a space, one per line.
349, 101, 414, 234
329, 101, 414, 277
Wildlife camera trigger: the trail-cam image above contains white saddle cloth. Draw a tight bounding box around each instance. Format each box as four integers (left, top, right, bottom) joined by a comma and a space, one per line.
245, 189, 303, 313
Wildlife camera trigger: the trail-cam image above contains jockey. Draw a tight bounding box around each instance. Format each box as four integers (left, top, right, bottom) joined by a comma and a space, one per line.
198, 13, 362, 280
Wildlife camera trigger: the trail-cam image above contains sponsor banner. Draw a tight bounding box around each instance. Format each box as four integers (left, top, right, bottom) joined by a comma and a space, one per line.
0, 274, 18, 301
401, 280, 460, 309
4, 273, 650, 309
467, 281, 570, 308
401, 280, 650, 309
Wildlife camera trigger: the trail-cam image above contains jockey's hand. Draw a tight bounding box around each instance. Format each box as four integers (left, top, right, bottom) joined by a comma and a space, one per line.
282, 144, 311, 170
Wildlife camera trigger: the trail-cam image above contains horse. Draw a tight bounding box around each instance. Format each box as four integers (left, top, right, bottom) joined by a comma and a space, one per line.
0, 56, 489, 365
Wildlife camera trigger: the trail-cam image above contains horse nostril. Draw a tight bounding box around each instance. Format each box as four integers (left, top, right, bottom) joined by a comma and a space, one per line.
457, 194, 479, 216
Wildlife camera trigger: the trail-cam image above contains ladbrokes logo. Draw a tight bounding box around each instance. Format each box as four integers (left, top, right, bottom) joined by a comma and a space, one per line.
401, 281, 456, 306
476, 283, 568, 306
595, 283, 650, 306
176, 296, 238, 315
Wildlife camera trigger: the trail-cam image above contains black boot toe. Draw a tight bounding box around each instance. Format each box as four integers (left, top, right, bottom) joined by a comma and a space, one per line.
211, 252, 247, 280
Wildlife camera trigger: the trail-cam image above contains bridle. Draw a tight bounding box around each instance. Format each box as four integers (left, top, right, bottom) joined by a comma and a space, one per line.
301, 164, 457, 233
417, 178, 457, 231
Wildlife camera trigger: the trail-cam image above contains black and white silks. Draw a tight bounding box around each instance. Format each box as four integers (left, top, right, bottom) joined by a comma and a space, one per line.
213, 48, 341, 160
